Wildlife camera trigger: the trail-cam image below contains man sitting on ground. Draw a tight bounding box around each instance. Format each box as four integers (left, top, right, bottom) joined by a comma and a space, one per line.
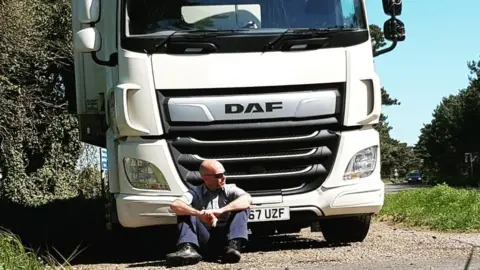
166, 159, 252, 266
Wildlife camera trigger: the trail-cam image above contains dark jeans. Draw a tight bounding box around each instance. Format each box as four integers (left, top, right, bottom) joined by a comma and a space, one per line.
177, 209, 249, 255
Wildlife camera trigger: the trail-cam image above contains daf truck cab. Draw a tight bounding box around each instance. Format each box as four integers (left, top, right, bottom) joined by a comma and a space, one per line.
72, 0, 406, 243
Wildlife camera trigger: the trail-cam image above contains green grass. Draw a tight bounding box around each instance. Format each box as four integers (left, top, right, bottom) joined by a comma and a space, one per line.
377, 184, 480, 232
0, 230, 50, 269
0, 229, 79, 270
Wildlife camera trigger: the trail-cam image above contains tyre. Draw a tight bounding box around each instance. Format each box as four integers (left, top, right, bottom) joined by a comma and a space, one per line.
319, 214, 372, 244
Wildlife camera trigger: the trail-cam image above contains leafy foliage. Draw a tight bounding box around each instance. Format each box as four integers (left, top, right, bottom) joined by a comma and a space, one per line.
369, 24, 387, 53
416, 57, 480, 186
0, 0, 87, 206
369, 24, 421, 178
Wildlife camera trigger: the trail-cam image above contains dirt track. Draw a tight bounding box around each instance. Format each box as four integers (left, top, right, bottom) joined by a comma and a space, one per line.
71, 221, 480, 270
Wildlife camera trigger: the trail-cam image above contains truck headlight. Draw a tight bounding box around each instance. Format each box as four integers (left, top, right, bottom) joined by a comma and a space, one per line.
123, 158, 170, 190
343, 146, 378, 180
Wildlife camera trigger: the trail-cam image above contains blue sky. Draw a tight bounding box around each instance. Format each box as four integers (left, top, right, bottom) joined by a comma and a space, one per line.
365, 0, 480, 146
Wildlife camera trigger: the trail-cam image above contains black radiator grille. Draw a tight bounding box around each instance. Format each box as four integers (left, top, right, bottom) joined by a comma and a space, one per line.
167, 128, 340, 196
156, 84, 344, 196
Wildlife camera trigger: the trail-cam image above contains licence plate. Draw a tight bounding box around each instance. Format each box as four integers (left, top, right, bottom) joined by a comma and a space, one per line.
248, 207, 290, 222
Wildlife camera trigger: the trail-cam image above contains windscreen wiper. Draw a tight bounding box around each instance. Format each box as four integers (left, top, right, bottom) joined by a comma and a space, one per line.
181, 28, 250, 37
153, 31, 179, 52
158, 29, 252, 54
263, 27, 356, 52
154, 29, 245, 54
141, 29, 241, 54
151, 30, 232, 52
153, 29, 246, 49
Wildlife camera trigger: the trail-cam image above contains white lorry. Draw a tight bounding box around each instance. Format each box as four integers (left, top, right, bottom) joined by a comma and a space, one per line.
72, 0, 405, 243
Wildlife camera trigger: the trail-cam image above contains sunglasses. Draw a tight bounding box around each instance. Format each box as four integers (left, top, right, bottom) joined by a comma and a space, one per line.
204, 172, 226, 179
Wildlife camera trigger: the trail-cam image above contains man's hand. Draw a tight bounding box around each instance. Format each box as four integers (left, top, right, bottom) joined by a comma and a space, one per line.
205, 209, 225, 217
198, 210, 218, 227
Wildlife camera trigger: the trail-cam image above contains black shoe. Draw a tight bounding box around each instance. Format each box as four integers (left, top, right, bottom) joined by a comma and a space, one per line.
165, 243, 202, 266
221, 239, 243, 264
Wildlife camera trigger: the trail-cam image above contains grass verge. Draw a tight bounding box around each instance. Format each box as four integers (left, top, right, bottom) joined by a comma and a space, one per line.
0, 228, 80, 269
377, 184, 480, 232
0, 229, 50, 269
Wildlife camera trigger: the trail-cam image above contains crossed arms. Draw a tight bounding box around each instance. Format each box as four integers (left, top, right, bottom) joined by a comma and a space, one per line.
170, 192, 252, 226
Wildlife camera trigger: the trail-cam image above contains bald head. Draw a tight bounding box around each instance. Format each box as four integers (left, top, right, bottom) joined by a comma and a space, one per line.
199, 160, 226, 190
199, 159, 224, 176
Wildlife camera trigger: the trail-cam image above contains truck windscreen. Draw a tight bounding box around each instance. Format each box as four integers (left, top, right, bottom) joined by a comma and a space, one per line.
124, 0, 367, 36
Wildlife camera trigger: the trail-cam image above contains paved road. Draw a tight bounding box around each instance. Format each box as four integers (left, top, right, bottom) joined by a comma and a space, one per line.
385, 182, 430, 194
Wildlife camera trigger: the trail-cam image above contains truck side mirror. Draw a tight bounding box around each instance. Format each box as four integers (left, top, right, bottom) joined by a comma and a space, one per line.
73, 0, 116, 66
382, 0, 402, 16
76, 0, 100, 23
74, 28, 102, 53
383, 18, 405, 42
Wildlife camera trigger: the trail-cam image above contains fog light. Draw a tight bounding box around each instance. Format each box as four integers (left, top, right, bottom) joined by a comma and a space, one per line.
343, 146, 378, 180
123, 158, 170, 190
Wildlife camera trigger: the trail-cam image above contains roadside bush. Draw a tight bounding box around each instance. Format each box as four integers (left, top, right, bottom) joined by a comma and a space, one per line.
0, 0, 81, 207
77, 166, 103, 199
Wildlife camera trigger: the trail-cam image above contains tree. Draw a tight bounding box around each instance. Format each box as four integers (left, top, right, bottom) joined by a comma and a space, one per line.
369, 24, 420, 178
370, 24, 387, 53
416, 57, 480, 186
0, 0, 84, 206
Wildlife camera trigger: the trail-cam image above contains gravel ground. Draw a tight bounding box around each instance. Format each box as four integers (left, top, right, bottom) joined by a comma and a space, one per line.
72, 221, 480, 270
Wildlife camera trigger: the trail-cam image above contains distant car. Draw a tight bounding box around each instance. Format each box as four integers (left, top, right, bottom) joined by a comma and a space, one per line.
407, 172, 422, 184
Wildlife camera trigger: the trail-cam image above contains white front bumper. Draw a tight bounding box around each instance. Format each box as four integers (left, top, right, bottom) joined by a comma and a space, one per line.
116, 180, 384, 228
115, 127, 384, 228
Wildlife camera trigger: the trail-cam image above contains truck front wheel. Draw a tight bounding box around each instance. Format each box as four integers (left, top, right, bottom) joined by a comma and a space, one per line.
319, 214, 372, 244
